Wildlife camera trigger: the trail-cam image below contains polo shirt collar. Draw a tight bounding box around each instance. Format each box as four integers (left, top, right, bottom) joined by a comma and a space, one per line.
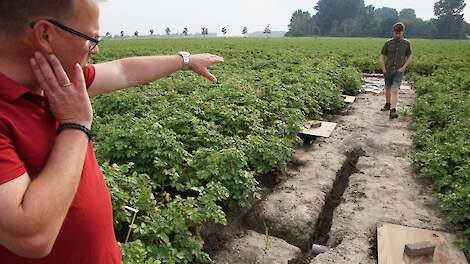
0, 71, 30, 103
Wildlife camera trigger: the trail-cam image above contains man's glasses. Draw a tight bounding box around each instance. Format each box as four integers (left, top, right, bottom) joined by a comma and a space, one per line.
30, 19, 100, 53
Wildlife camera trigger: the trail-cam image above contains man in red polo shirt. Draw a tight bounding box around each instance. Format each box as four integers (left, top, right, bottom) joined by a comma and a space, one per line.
0, 0, 223, 263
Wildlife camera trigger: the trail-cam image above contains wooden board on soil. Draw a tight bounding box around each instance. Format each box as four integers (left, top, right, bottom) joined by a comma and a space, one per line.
377, 223, 467, 264
401, 84, 412, 90
343, 95, 356, 103
363, 73, 384, 78
300, 121, 337, 138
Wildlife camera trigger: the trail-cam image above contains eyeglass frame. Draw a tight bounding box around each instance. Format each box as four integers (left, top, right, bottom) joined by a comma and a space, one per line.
29, 19, 100, 53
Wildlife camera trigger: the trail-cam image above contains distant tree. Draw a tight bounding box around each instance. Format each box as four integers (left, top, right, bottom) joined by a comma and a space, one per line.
150, 29, 154, 36
374, 7, 399, 21
360, 4, 378, 36
201, 27, 209, 37
134, 30, 139, 37
314, 0, 366, 35
330, 18, 362, 36
221, 27, 227, 37
412, 18, 438, 38
286, 0, 467, 39
286, 10, 318, 36
397, 9, 424, 38
434, 0, 467, 39
377, 18, 400, 37
105, 32, 112, 38
434, 0, 466, 17
263, 24, 272, 36
374, 7, 399, 37
183, 27, 189, 37
399, 8, 417, 21
242, 26, 248, 37
165, 27, 171, 36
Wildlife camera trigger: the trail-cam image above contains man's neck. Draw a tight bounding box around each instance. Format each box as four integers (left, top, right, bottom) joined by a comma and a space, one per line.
0, 53, 42, 95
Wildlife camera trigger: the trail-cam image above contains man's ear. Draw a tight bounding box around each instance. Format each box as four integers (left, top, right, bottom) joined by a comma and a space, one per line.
31, 21, 54, 53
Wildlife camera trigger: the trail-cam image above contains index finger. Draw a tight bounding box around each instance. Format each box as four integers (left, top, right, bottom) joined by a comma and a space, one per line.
72, 63, 87, 92
34, 52, 62, 92
208, 54, 224, 60
30, 58, 52, 93
47, 54, 71, 87
209, 56, 224, 65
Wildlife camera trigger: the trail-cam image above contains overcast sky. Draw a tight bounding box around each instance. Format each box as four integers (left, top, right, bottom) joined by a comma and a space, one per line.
98, 0, 470, 36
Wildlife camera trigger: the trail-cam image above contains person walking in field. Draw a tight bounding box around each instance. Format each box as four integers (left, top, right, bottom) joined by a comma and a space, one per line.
380, 22, 412, 119
0, 0, 223, 263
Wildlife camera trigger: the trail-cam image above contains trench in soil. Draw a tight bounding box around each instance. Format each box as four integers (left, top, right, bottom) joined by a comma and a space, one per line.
197, 169, 289, 262
288, 147, 366, 264
199, 147, 367, 264
198, 130, 369, 264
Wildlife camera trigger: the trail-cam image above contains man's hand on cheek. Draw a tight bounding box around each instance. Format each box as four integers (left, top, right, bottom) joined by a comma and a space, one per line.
30, 52, 93, 129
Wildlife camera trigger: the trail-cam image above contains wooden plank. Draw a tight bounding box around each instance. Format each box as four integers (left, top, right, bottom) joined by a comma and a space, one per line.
377, 223, 467, 264
300, 121, 337, 138
362, 77, 385, 94
342, 95, 356, 103
363, 73, 384, 78
401, 84, 412, 90
363, 85, 384, 94
363, 77, 384, 83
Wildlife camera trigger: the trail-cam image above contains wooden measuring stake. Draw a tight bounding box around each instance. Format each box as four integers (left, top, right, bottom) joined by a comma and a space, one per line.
124, 206, 139, 244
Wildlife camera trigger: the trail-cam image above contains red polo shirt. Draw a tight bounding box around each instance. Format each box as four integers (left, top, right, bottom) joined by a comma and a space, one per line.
0, 65, 122, 263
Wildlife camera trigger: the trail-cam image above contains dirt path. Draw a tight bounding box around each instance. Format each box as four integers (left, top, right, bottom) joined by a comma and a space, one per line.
205, 81, 465, 264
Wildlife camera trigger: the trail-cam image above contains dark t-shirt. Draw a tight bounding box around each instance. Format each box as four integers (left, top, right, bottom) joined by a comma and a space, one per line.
381, 38, 412, 72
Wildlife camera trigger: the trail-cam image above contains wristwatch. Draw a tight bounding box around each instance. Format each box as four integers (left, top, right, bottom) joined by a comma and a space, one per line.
178, 51, 191, 70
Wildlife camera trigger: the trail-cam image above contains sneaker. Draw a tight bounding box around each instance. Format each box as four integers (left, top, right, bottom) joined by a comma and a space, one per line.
389, 108, 398, 119
381, 103, 391, 111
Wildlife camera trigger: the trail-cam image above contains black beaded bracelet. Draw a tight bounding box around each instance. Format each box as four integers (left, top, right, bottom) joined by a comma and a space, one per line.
57, 123, 92, 142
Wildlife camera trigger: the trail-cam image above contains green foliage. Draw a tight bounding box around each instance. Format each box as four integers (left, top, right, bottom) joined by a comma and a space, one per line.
93, 38, 362, 263
399, 8, 417, 21
286, 10, 318, 36
102, 163, 228, 264
314, 0, 366, 35
434, 0, 466, 17
411, 66, 470, 254
334, 66, 362, 96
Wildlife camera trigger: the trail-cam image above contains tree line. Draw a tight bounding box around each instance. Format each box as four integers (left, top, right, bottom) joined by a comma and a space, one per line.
105, 25, 273, 38
286, 0, 470, 39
